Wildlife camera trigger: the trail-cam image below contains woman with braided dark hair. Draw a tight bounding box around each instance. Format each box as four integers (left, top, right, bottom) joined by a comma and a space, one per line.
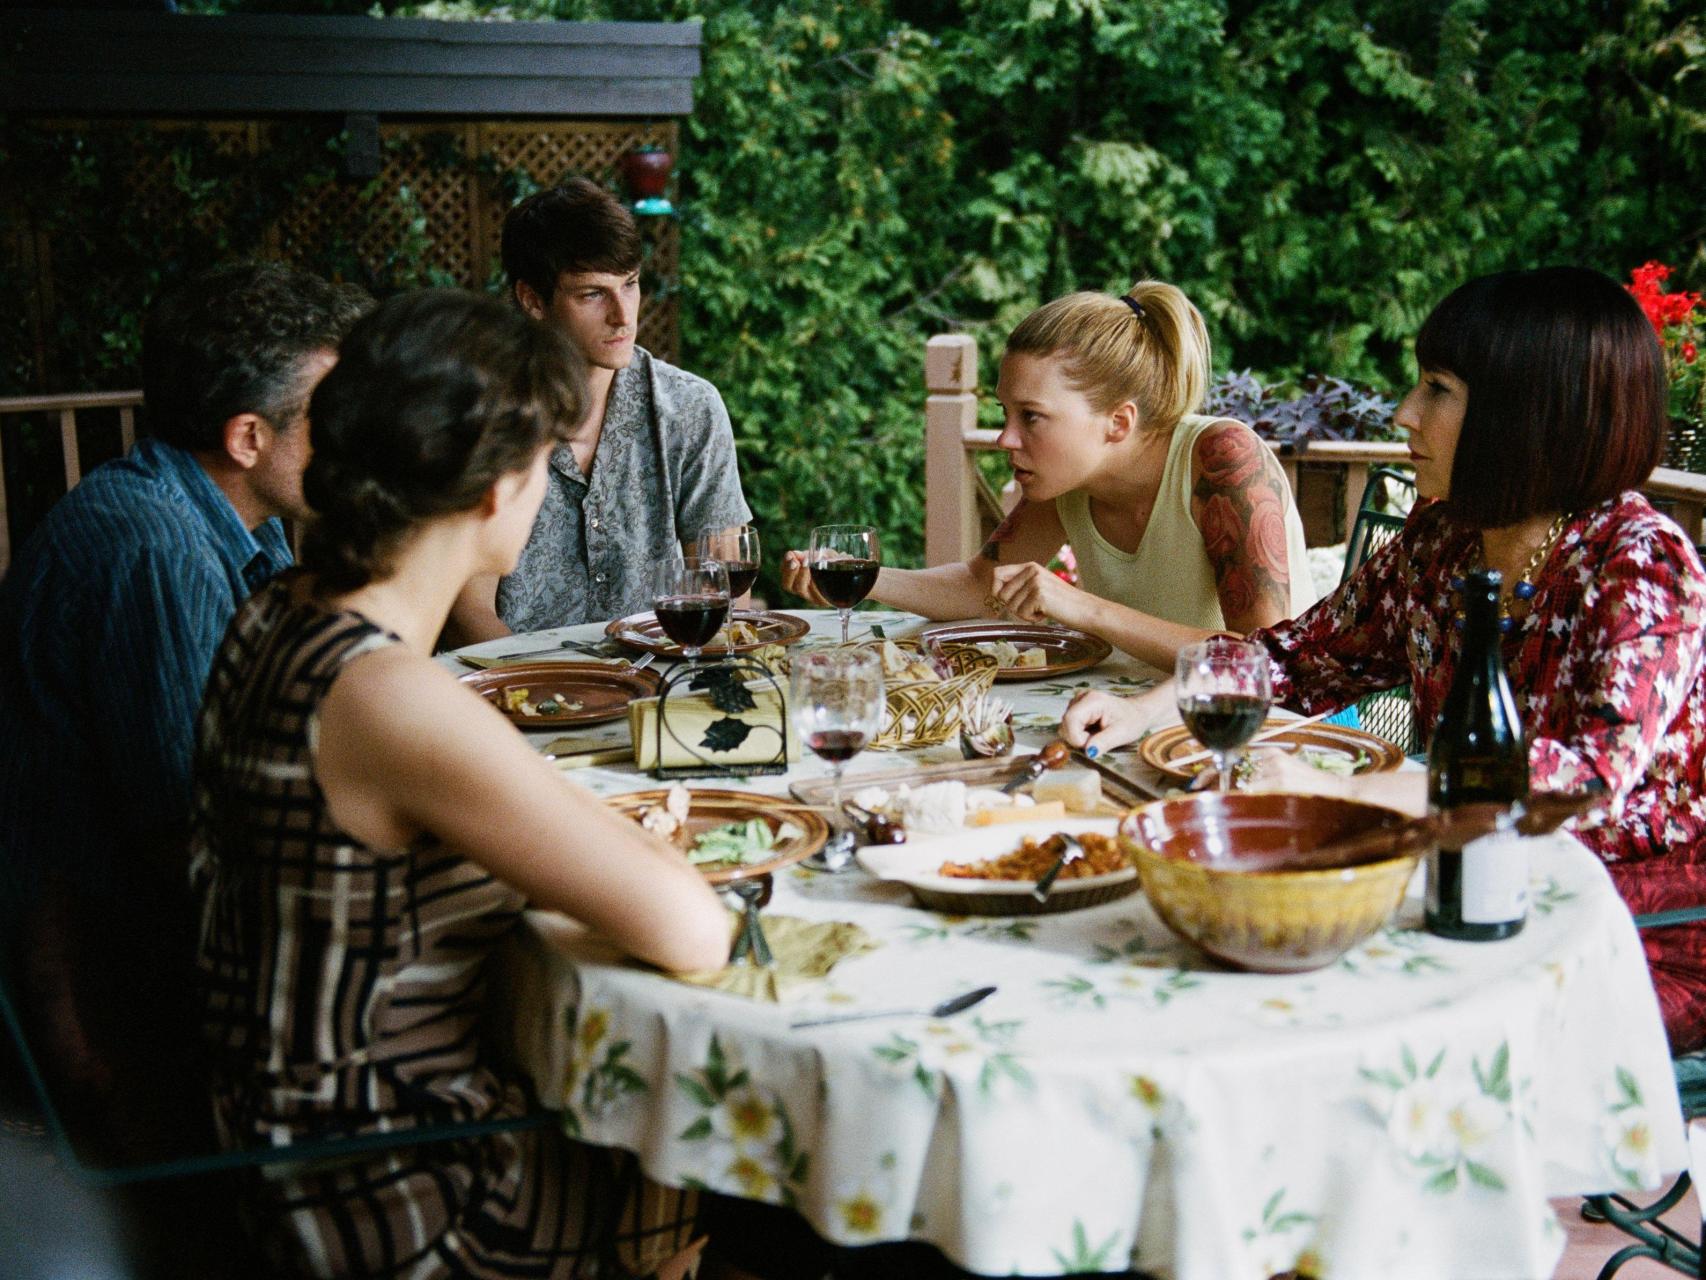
189, 290, 729, 1278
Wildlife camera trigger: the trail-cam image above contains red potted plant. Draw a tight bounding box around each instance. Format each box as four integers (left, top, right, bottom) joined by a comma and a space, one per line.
1626, 261, 1704, 471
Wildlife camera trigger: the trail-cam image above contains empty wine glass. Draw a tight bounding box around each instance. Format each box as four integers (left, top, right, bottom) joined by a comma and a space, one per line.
652, 556, 730, 664
791, 648, 885, 870
808, 524, 881, 645
1174, 637, 1273, 792
696, 525, 761, 602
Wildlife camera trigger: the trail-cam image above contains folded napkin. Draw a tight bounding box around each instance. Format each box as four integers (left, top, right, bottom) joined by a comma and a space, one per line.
665, 912, 879, 1002
628, 681, 799, 771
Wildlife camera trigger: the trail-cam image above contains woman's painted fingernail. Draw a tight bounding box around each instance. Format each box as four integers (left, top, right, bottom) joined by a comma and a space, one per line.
1086, 745, 1099, 759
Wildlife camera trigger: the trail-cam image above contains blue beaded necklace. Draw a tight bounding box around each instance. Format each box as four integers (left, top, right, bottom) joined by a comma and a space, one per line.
1452, 512, 1571, 632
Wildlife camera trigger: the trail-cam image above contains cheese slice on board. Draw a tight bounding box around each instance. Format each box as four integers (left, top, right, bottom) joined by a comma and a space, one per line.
966, 799, 1067, 827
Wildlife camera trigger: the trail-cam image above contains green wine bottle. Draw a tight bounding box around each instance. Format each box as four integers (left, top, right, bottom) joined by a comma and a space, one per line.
1425, 569, 1529, 941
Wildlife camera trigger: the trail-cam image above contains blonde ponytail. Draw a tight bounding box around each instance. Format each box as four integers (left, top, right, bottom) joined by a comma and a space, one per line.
1004, 280, 1212, 433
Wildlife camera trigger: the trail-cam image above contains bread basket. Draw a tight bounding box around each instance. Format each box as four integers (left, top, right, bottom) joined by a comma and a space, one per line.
869, 643, 998, 749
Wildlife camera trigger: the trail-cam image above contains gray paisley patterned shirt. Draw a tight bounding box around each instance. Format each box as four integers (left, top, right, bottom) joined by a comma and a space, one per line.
497, 346, 751, 631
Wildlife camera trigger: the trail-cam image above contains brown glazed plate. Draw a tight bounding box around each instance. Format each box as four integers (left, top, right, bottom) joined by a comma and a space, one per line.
460, 661, 661, 729
918, 621, 1113, 682
607, 789, 830, 886
1139, 718, 1405, 781
605, 609, 811, 658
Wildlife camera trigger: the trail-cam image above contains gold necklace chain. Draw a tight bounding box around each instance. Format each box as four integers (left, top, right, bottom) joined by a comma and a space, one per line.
1476, 512, 1571, 623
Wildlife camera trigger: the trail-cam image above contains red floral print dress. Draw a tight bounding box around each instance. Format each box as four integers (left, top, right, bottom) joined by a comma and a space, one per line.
1252, 492, 1706, 1051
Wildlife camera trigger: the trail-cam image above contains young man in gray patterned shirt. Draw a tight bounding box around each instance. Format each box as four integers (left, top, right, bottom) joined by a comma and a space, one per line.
446, 178, 751, 640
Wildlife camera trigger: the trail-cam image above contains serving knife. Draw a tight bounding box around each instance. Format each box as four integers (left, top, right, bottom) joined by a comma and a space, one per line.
790, 985, 996, 1029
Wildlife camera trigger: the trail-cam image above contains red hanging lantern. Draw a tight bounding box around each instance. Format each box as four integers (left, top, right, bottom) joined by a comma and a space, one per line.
621, 146, 674, 215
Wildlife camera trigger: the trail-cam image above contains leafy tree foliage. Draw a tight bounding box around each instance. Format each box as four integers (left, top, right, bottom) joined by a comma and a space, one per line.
6, 0, 1703, 588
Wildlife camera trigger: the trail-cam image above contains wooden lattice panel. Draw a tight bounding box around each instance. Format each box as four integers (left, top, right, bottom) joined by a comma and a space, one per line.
270, 125, 481, 288
121, 121, 257, 244
480, 120, 673, 189
638, 295, 678, 363
15, 117, 683, 384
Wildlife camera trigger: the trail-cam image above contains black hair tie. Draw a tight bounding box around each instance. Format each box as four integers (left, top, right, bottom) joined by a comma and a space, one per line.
1121, 295, 1146, 321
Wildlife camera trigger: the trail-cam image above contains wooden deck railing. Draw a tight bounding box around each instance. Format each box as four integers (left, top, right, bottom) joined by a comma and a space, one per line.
0, 390, 144, 575
922, 335, 1706, 564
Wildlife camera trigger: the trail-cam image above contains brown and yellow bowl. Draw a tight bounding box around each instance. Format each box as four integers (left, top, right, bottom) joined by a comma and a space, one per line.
1119, 792, 1425, 974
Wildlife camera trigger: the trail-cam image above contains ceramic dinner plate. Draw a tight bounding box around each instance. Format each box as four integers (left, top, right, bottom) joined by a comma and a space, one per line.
1139, 718, 1405, 780
461, 661, 661, 729
918, 621, 1112, 682
857, 817, 1139, 916
605, 608, 811, 658
607, 788, 830, 886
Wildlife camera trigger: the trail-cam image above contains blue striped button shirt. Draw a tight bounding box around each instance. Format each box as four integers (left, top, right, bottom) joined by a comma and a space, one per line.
0, 437, 292, 904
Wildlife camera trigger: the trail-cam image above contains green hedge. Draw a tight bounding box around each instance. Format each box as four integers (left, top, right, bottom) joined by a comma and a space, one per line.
6, 0, 1703, 597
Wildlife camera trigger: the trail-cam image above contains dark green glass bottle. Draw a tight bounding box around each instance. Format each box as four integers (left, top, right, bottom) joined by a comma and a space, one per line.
1425, 569, 1529, 941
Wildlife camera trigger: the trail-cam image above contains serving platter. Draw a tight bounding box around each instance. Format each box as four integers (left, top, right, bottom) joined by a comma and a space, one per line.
607, 788, 830, 886
919, 620, 1112, 682
1138, 718, 1405, 781
788, 752, 1156, 813
856, 818, 1139, 916
606, 608, 811, 658
460, 661, 661, 728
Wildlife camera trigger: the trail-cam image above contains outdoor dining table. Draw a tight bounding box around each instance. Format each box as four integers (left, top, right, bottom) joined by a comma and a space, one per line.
445, 608, 1686, 1280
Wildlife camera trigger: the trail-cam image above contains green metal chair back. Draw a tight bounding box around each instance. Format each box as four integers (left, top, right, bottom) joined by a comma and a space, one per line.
1341, 468, 1421, 755
1342, 468, 1414, 584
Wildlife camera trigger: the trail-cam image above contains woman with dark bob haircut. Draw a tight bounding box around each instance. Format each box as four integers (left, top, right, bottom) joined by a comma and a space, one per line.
189, 290, 729, 1278
1061, 266, 1706, 1050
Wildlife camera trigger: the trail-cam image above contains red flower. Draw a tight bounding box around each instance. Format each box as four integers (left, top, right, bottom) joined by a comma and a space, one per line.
1217, 564, 1258, 621
1197, 427, 1264, 489
1248, 489, 1291, 576
1198, 494, 1243, 562
1686, 342, 1699, 365
1627, 261, 1702, 337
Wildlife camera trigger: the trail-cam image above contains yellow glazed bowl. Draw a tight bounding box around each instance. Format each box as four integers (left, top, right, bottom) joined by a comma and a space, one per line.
1119, 792, 1422, 973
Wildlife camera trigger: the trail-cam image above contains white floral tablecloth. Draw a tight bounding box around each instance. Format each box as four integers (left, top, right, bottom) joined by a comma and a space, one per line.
452, 611, 1686, 1280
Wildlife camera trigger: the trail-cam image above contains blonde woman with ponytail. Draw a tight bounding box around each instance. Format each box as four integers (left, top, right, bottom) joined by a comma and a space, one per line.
782, 281, 1314, 669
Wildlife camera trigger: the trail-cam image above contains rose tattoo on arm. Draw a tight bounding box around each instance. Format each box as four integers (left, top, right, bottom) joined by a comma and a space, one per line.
1190, 424, 1295, 631
979, 500, 1030, 563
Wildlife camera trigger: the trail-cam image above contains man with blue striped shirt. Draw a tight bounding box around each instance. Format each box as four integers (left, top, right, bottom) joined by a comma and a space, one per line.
0, 262, 367, 1148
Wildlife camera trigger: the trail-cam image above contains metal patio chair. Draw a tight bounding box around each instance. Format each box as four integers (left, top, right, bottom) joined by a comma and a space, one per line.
1339, 466, 1421, 754
1581, 907, 1706, 1278
0, 875, 553, 1275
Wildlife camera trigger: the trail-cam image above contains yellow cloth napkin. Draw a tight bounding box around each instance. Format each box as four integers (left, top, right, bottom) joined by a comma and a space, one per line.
665, 912, 880, 1002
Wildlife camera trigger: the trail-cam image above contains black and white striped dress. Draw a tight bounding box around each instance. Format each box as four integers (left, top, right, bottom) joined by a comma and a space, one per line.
190, 574, 691, 1278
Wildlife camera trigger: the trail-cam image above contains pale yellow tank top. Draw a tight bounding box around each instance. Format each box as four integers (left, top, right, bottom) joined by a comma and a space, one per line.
1054, 414, 1316, 630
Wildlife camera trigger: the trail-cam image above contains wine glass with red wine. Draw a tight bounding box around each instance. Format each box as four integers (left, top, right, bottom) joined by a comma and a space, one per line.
696, 525, 761, 601
807, 524, 882, 645
1174, 637, 1273, 792
653, 556, 731, 664
791, 649, 885, 869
